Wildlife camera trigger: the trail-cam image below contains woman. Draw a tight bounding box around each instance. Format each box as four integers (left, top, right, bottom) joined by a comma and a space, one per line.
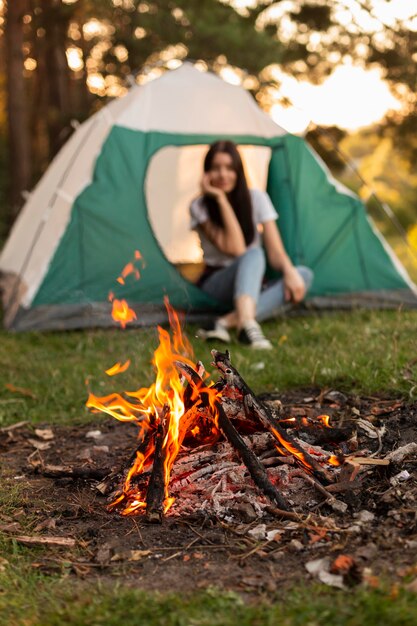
190, 140, 313, 349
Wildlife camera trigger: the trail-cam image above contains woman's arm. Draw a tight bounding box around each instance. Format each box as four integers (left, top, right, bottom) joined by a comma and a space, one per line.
262, 220, 306, 303
199, 174, 246, 257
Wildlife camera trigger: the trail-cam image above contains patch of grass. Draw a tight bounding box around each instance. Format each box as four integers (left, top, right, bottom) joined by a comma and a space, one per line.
0, 309, 417, 427
0, 578, 417, 626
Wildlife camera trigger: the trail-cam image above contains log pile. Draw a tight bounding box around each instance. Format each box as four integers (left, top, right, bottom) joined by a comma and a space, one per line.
100, 349, 352, 522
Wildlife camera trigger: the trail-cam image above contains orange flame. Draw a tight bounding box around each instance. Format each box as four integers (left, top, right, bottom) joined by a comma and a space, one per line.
87, 297, 220, 515
105, 360, 131, 376
271, 427, 314, 472
111, 298, 137, 328
327, 455, 341, 467
107, 250, 144, 328
317, 414, 331, 428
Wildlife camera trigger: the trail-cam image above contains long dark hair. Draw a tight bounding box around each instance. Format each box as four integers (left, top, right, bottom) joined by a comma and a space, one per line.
203, 140, 255, 246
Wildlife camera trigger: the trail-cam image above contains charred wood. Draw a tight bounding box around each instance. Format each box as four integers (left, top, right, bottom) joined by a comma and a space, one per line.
211, 350, 333, 486
36, 464, 111, 481
214, 401, 290, 511
145, 422, 166, 523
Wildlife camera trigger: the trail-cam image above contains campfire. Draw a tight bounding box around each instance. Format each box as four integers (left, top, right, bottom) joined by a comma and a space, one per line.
85, 290, 370, 524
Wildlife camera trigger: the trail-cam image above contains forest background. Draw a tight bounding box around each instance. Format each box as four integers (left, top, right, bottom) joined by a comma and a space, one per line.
1, 0, 416, 278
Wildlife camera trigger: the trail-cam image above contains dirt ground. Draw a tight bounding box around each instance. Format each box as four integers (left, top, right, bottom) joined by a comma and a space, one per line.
1, 388, 416, 594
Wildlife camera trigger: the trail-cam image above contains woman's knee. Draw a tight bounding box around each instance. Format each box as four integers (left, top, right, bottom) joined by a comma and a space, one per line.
239, 246, 266, 272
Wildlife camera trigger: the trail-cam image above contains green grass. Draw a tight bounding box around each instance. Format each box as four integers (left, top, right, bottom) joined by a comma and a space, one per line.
0, 574, 417, 626
1, 309, 417, 427
1, 309, 417, 623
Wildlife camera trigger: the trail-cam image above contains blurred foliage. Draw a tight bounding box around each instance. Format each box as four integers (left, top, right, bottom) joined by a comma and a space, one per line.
305, 123, 417, 282
0, 0, 416, 232
305, 126, 347, 174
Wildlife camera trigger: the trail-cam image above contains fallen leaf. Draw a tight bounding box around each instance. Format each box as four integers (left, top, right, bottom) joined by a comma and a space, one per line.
34, 428, 54, 441
305, 557, 345, 589
110, 549, 151, 562
385, 443, 417, 464
5, 383, 37, 399
248, 524, 266, 541
309, 528, 328, 544
129, 550, 151, 562
27, 438, 51, 451
330, 554, 356, 575
266, 530, 282, 542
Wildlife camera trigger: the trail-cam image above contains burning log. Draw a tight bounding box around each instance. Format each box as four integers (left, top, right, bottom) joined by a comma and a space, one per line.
146, 422, 166, 523
211, 350, 334, 486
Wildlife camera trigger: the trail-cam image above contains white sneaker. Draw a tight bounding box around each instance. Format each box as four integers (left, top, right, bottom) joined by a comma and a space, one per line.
238, 321, 272, 350
197, 319, 231, 343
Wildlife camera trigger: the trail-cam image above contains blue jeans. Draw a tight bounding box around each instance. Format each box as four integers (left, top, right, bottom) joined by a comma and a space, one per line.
200, 247, 313, 322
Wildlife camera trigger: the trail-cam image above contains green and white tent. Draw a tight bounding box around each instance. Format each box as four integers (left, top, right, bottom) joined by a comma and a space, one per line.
1, 62, 416, 331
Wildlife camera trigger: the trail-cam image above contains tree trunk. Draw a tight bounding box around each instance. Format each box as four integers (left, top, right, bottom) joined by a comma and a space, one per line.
42, 0, 72, 159
5, 0, 31, 221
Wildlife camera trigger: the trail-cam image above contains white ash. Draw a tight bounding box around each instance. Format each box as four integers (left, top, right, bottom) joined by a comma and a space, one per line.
166, 432, 334, 520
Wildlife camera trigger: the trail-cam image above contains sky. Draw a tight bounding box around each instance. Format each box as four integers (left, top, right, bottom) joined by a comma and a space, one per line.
269, 64, 402, 133
226, 0, 416, 133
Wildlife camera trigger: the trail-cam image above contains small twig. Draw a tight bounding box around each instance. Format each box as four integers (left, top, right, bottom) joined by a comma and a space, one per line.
0, 420, 29, 433
231, 540, 270, 561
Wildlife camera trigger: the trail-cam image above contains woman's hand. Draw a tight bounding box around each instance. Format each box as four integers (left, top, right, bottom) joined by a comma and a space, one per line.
200, 173, 225, 200
283, 266, 306, 303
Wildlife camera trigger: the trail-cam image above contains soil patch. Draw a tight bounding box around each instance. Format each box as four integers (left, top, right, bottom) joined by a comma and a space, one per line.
1, 388, 416, 594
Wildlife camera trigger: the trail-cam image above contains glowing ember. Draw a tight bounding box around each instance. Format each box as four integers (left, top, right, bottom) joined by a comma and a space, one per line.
327, 455, 342, 467
317, 414, 331, 427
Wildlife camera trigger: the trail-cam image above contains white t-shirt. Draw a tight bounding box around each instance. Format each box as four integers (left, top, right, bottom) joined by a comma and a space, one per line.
190, 189, 278, 267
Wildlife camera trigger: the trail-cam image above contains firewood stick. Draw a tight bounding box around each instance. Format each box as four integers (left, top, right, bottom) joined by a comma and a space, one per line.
145, 421, 166, 523
214, 400, 290, 511
36, 464, 111, 480
211, 350, 333, 486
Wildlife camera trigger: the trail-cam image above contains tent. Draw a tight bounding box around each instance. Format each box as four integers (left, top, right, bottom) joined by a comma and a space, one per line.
1, 62, 416, 331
